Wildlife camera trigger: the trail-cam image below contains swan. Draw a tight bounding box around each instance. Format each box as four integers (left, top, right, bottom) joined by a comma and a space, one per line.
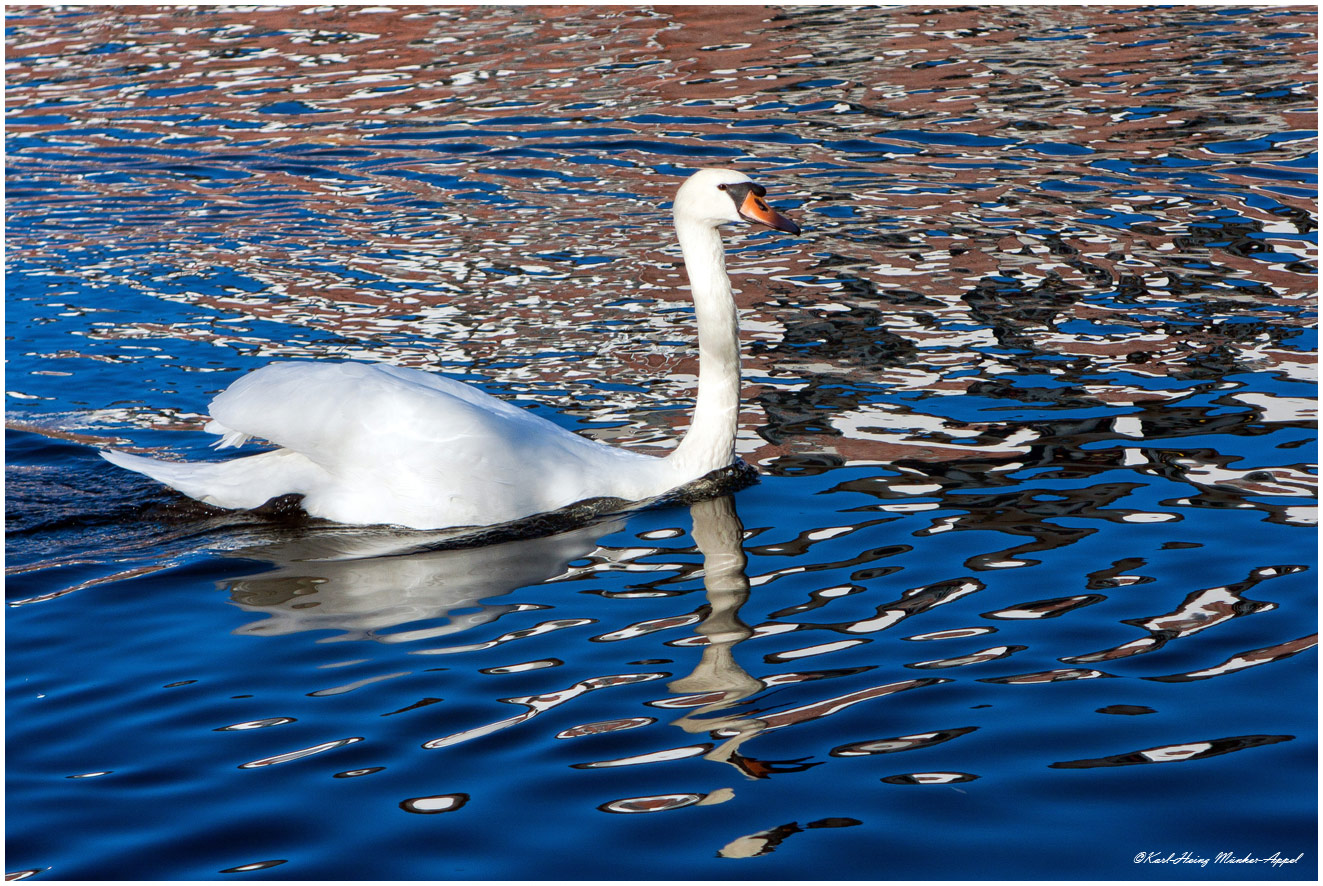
100, 168, 800, 530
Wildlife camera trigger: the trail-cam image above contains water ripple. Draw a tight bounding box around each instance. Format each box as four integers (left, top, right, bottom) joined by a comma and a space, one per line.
237, 736, 364, 769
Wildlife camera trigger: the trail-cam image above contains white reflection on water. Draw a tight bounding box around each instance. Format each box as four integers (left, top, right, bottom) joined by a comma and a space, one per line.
222, 517, 627, 642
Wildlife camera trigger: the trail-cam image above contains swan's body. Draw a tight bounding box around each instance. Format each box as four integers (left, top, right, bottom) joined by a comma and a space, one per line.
101, 169, 800, 530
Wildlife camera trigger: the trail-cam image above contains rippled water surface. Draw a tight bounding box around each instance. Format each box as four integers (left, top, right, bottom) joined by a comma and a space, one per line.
6, 5, 1318, 881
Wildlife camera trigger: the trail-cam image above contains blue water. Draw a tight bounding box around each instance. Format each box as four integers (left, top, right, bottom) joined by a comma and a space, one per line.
6, 5, 1317, 881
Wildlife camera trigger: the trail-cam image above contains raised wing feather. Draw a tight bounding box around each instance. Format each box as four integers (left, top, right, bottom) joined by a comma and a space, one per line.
209, 363, 542, 464
203, 361, 667, 527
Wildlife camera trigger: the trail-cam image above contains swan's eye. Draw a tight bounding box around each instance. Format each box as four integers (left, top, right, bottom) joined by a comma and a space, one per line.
717, 183, 728, 190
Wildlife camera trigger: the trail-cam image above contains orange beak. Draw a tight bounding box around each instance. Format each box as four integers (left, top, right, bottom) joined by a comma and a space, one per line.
738, 191, 801, 235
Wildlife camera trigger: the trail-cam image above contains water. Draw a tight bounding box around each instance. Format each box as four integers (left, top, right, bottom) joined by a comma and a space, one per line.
5, 5, 1317, 880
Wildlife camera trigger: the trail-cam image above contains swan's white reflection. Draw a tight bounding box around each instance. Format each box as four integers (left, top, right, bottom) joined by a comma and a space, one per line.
667, 496, 774, 779
221, 519, 624, 643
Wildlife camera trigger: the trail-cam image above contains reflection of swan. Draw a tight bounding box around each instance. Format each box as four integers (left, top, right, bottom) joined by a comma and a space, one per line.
101, 169, 799, 530
222, 518, 623, 642
667, 496, 813, 779
669, 496, 761, 701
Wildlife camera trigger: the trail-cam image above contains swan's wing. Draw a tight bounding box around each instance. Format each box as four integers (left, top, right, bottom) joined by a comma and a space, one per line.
207, 361, 555, 466
203, 361, 655, 527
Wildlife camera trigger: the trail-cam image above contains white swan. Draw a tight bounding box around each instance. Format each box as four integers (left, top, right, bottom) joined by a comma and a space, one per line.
101, 168, 800, 530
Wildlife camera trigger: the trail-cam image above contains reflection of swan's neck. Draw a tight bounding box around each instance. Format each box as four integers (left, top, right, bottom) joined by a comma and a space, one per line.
667, 217, 740, 478
668, 496, 759, 701
669, 496, 765, 781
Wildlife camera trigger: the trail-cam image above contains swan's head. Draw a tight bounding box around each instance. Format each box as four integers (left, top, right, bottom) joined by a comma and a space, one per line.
674, 168, 801, 235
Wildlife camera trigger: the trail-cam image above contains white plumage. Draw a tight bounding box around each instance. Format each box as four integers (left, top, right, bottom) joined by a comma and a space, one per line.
101, 169, 800, 530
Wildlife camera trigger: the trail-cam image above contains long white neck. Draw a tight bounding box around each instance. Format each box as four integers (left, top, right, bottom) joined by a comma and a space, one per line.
666, 217, 741, 479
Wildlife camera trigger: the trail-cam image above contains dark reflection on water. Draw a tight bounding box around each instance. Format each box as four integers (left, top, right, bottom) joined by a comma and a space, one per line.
5, 4, 1316, 881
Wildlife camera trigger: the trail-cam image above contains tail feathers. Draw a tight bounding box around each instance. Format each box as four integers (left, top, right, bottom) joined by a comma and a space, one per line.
100, 448, 322, 511
204, 419, 251, 449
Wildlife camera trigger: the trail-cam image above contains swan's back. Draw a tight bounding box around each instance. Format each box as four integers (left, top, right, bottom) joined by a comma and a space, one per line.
194, 362, 672, 528
211, 362, 537, 468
